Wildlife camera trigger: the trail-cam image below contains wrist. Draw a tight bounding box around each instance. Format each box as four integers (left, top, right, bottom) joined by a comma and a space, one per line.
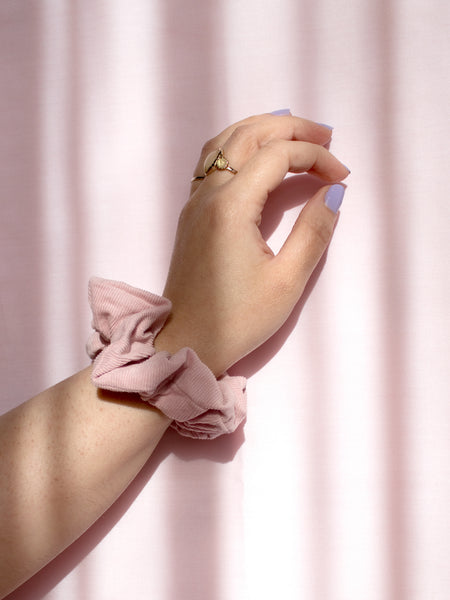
87, 278, 246, 439
154, 319, 226, 377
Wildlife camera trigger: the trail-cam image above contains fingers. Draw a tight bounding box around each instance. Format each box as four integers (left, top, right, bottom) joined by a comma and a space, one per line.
275, 184, 345, 292
224, 140, 349, 220
191, 114, 333, 185
215, 113, 333, 149
211, 114, 333, 153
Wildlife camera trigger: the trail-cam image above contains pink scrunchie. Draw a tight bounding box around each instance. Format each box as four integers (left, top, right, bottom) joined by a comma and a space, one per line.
86, 277, 247, 439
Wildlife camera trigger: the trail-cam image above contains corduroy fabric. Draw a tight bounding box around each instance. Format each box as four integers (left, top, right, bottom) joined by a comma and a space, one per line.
86, 277, 247, 439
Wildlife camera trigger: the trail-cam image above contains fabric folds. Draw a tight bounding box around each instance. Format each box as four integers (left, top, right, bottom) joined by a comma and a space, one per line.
86, 277, 247, 439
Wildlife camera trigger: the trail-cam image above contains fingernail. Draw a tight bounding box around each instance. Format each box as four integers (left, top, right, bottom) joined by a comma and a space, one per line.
316, 122, 334, 130
324, 184, 346, 213
270, 108, 291, 116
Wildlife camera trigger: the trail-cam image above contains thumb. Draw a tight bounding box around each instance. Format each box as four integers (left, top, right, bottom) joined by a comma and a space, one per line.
276, 183, 346, 290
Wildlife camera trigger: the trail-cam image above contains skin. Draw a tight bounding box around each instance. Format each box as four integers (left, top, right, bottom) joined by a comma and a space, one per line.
156, 114, 349, 374
0, 114, 349, 597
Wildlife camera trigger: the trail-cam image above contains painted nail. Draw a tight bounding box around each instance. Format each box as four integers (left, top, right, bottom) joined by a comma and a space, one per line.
270, 108, 291, 116
316, 122, 334, 130
324, 184, 346, 213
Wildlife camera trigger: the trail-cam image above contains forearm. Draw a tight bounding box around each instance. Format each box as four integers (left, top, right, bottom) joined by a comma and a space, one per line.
0, 366, 171, 597
0, 113, 348, 597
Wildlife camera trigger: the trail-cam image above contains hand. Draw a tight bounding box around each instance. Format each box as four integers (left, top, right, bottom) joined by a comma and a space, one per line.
155, 113, 349, 376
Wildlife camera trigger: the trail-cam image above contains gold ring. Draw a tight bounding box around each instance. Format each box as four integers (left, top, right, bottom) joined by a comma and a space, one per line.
203, 148, 238, 176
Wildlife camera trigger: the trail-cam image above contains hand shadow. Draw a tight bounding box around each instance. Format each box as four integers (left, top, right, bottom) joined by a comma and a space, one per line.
5, 174, 329, 600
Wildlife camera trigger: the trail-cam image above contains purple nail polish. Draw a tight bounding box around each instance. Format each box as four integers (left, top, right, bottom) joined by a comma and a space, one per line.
324, 184, 345, 213
270, 108, 291, 116
316, 122, 334, 130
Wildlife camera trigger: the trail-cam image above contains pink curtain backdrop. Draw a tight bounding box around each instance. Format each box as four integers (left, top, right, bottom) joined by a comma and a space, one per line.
1, 1, 449, 599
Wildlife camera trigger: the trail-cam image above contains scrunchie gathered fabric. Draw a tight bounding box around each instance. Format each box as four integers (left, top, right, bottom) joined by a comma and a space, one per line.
86, 277, 247, 439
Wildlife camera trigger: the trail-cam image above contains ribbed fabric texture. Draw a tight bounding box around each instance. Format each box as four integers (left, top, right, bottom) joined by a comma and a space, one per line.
86, 278, 247, 439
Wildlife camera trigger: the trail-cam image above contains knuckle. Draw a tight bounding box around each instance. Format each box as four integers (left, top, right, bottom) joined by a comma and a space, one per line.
201, 137, 220, 156
228, 124, 259, 155
264, 137, 283, 150
261, 138, 289, 168
263, 138, 286, 156
307, 213, 334, 247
